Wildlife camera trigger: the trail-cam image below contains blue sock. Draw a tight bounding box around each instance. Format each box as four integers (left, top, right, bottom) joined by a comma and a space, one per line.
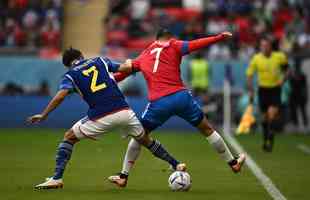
147, 140, 180, 169
53, 141, 74, 180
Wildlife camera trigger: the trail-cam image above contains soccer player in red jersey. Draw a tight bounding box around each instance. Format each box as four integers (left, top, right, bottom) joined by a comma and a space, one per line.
109, 29, 246, 187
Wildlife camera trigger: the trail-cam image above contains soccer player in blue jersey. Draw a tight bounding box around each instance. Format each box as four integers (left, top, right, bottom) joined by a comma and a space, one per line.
27, 48, 185, 189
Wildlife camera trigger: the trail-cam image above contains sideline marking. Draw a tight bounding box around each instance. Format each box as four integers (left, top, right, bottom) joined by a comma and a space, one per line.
297, 144, 310, 155
223, 133, 287, 200
223, 80, 287, 200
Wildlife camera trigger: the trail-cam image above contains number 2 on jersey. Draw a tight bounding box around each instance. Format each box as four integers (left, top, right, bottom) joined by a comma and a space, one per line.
150, 47, 163, 73
82, 66, 106, 92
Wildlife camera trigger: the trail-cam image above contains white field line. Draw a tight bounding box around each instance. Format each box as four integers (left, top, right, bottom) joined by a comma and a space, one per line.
223, 80, 286, 200
297, 144, 310, 155
223, 133, 287, 200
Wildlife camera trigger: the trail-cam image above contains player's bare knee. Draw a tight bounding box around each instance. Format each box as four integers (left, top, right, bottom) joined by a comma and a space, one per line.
64, 129, 79, 144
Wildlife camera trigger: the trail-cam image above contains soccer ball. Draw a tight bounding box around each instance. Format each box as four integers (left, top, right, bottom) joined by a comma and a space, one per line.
168, 171, 191, 191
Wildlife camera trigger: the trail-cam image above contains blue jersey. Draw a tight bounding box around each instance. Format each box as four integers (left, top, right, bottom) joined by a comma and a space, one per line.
59, 57, 128, 119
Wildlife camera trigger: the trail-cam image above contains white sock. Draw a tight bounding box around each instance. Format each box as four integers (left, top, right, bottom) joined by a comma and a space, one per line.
207, 131, 234, 163
121, 138, 141, 175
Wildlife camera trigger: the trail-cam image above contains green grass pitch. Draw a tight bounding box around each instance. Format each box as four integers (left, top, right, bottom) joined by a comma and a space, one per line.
1, 129, 309, 200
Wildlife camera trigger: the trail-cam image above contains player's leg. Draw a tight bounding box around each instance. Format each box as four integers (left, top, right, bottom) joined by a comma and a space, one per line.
120, 137, 141, 177
261, 112, 270, 151
123, 108, 185, 170
35, 116, 105, 189
109, 134, 186, 188
119, 102, 177, 176
120, 135, 185, 177
176, 90, 245, 173
137, 133, 185, 171
264, 87, 282, 152
196, 117, 245, 172
258, 87, 272, 151
109, 109, 185, 187
34, 129, 80, 189
265, 105, 279, 151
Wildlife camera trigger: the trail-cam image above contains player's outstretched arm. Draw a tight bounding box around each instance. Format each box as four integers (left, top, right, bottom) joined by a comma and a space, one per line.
112, 59, 134, 82
113, 71, 132, 82
185, 32, 232, 53
27, 89, 70, 124
118, 59, 133, 73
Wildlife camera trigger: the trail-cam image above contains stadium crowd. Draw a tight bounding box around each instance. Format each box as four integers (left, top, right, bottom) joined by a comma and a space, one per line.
105, 0, 310, 60
0, 0, 62, 57
0, 81, 50, 96
0, 0, 309, 132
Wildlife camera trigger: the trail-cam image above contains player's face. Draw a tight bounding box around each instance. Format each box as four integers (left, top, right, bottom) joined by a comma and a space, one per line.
260, 40, 272, 56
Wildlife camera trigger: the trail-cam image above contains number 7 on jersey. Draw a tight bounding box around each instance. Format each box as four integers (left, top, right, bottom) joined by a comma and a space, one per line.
150, 47, 163, 73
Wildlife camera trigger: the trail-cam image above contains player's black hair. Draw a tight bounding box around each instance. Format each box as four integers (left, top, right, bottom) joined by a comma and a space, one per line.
156, 28, 174, 39
62, 47, 83, 67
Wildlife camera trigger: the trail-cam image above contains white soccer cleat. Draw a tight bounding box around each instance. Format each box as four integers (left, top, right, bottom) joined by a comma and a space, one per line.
34, 177, 64, 190
230, 153, 246, 173
108, 174, 128, 188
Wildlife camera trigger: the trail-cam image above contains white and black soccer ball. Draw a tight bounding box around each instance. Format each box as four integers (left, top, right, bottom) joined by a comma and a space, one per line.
168, 171, 191, 191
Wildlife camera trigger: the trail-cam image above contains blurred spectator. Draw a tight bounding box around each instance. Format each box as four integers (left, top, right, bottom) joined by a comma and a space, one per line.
0, 0, 62, 51
297, 23, 310, 49
208, 44, 231, 60
289, 60, 308, 130
1, 82, 24, 95
189, 52, 210, 102
238, 43, 255, 61
182, 0, 203, 11
23, 9, 40, 47
234, 14, 256, 45
4, 18, 26, 46
0, 81, 51, 96
105, 0, 310, 60
35, 80, 50, 96
272, 1, 294, 40
206, 14, 229, 35
131, 0, 150, 20
40, 19, 60, 49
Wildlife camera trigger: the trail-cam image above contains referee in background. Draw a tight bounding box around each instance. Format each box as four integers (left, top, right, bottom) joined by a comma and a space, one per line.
246, 37, 289, 152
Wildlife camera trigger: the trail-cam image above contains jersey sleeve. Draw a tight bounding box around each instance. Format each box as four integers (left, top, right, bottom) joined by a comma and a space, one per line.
113, 71, 132, 82
99, 57, 120, 72
246, 56, 257, 77
279, 53, 288, 66
173, 40, 189, 56
173, 35, 226, 56
132, 56, 142, 72
59, 75, 75, 93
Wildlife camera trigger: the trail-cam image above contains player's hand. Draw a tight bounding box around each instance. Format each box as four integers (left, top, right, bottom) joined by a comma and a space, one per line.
125, 59, 132, 67
27, 114, 47, 124
220, 32, 233, 39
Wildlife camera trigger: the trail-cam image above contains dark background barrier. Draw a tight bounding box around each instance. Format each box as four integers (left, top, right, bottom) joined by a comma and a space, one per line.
0, 95, 196, 130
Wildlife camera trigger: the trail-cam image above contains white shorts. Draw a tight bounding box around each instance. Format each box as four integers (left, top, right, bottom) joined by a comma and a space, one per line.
72, 109, 144, 140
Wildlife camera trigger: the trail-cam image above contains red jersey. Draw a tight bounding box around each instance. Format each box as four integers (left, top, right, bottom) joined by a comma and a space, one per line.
132, 39, 187, 101
114, 34, 226, 101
